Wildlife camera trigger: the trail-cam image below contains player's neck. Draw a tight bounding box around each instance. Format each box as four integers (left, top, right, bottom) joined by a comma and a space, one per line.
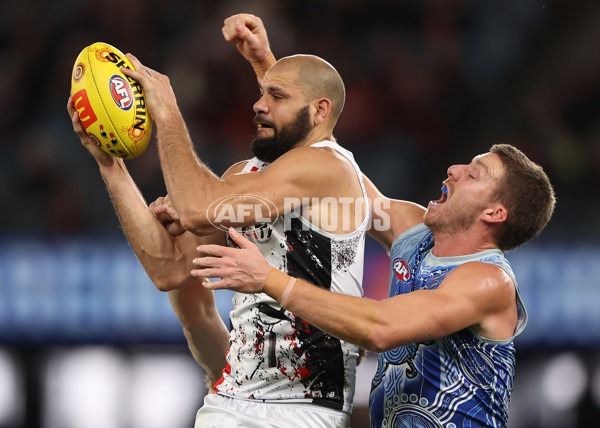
296, 129, 334, 147
431, 229, 499, 257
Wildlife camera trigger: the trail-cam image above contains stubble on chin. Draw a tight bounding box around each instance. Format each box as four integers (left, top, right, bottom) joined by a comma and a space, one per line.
424, 206, 477, 236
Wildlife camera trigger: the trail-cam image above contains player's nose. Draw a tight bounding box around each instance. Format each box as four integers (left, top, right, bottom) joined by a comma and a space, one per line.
253, 96, 269, 114
447, 164, 463, 181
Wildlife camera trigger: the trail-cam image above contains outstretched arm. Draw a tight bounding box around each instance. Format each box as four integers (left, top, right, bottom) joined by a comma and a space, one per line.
363, 174, 426, 251
102, 55, 363, 236
193, 229, 519, 352
68, 97, 230, 380
67, 96, 202, 290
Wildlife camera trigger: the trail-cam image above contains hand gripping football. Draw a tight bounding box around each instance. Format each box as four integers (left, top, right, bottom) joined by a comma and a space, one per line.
71, 42, 152, 159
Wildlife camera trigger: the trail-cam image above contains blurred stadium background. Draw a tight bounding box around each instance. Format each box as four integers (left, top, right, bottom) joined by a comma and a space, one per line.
1, 0, 599, 426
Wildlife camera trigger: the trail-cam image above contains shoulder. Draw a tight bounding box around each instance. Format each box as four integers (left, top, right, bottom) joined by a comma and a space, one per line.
442, 261, 516, 309
264, 144, 356, 179
446, 261, 514, 291
276, 144, 349, 165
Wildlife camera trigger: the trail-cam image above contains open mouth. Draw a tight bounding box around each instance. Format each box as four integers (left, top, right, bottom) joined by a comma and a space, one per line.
430, 185, 448, 206
254, 116, 275, 131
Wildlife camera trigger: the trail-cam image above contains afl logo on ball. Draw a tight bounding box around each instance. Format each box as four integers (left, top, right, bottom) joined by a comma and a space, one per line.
393, 258, 410, 282
109, 75, 133, 111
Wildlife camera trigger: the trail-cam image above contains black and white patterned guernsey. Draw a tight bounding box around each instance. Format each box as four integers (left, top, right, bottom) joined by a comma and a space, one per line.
213, 140, 370, 415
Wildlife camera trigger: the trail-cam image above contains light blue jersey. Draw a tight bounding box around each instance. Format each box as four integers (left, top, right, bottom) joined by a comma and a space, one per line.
369, 224, 527, 427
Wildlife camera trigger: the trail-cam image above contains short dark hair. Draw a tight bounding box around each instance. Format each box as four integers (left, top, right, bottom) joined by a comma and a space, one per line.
491, 144, 556, 251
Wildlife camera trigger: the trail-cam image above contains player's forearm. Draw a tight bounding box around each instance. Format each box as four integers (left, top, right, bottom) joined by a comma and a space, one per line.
154, 111, 228, 234
263, 269, 387, 353
185, 328, 228, 386
98, 160, 191, 290
250, 51, 276, 81
168, 283, 230, 380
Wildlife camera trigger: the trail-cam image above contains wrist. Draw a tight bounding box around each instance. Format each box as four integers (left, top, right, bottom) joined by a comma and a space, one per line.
97, 154, 120, 171
153, 104, 184, 129
250, 51, 276, 80
263, 268, 296, 307
98, 156, 127, 182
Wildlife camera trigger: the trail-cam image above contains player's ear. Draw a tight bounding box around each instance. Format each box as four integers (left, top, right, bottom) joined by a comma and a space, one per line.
312, 98, 331, 125
482, 204, 507, 224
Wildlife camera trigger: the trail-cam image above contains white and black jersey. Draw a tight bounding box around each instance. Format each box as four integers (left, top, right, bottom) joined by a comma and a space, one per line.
213, 141, 370, 415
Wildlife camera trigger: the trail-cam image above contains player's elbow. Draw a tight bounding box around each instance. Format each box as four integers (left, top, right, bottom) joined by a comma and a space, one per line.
364, 325, 398, 353
153, 271, 190, 292
154, 277, 175, 292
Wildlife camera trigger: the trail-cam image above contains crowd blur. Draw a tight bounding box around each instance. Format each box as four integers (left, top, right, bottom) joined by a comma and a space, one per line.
1, 0, 598, 242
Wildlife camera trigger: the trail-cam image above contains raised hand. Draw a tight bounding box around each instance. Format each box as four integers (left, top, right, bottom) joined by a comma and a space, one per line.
67, 96, 115, 167
222, 13, 272, 64
120, 54, 180, 125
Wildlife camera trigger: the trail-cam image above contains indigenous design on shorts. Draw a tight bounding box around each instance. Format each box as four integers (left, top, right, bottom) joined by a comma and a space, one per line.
369, 223, 528, 427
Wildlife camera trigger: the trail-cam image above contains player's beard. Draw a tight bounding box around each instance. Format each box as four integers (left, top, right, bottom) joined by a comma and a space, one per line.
251, 106, 312, 163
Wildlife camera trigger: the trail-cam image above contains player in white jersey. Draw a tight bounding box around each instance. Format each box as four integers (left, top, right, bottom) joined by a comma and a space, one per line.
213, 142, 369, 414
192, 144, 555, 427
68, 13, 373, 427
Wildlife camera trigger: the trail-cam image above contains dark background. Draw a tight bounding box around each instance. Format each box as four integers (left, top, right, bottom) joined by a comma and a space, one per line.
1, 0, 599, 427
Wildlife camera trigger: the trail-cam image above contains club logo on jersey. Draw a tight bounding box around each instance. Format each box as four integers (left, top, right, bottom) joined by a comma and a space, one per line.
207, 194, 279, 232
242, 223, 273, 243
109, 75, 133, 111
393, 258, 411, 281
73, 63, 84, 81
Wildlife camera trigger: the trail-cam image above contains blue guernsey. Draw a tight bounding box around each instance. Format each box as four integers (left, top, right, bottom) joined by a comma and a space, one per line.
369, 224, 527, 427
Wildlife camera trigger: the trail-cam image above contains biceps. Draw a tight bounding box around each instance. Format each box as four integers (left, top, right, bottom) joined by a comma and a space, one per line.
369, 199, 417, 248
385, 290, 481, 345
220, 172, 303, 218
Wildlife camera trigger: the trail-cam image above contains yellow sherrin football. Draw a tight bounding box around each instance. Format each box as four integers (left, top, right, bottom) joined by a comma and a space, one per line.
71, 42, 152, 159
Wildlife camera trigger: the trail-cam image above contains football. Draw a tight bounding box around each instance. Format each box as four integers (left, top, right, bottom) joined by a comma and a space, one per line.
70, 42, 152, 159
